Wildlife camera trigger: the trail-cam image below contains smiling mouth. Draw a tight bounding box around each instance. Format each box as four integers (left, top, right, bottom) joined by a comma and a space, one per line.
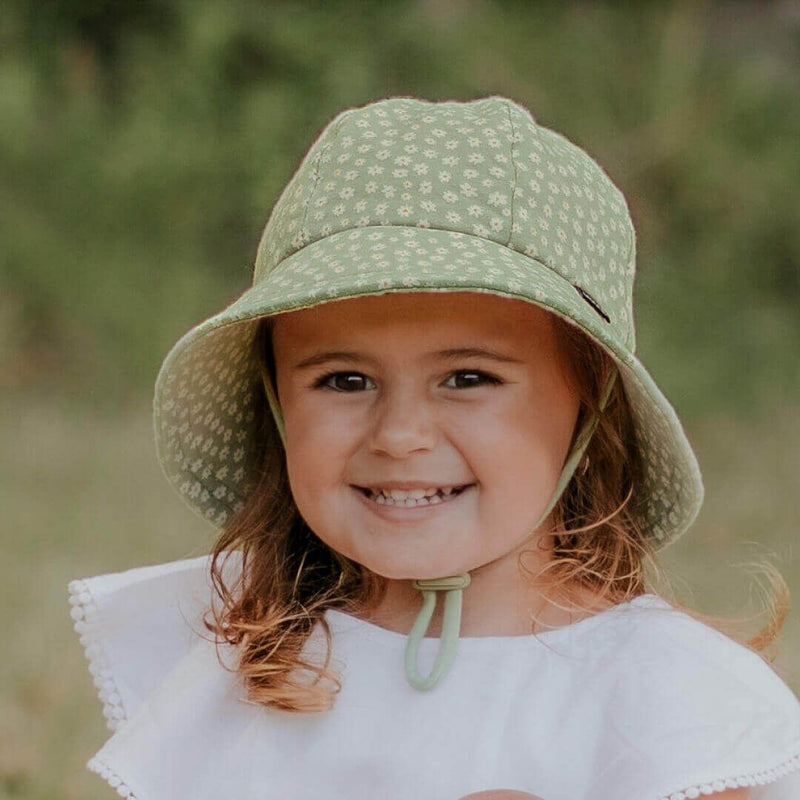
355, 484, 473, 507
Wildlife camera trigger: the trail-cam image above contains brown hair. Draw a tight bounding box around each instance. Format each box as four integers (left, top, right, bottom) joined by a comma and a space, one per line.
206, 311, 789, 712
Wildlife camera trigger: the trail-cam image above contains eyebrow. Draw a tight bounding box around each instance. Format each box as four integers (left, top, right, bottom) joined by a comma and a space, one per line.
293, 347, 524, 370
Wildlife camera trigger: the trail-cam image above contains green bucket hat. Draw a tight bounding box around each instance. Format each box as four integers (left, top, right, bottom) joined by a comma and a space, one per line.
154, 95, 703, 686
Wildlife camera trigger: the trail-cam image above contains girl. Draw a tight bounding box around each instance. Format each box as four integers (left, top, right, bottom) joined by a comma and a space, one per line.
69, 96, 800, 799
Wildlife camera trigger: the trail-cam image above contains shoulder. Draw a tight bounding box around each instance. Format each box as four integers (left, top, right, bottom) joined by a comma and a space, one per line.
69, 553, 239, 731
604, 596, 796, 715
587, 595, 800, 799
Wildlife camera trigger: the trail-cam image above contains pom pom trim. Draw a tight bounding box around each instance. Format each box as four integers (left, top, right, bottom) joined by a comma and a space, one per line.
68, 578, 129, 731
660, 749, 800, 799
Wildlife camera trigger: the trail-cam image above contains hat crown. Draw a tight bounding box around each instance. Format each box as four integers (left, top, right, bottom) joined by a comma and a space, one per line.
254, 96, 636, 349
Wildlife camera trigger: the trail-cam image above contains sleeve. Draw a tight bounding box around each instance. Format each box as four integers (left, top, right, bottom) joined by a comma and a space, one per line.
592, 604, 800, 800
68, 553, 233, 732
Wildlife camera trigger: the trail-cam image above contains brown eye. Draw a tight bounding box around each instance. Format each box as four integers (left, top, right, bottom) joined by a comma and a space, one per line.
443, 370, 503, 389
319, 372, 375, 392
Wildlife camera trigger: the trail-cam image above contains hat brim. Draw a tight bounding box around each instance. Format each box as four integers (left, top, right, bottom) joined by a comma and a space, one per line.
154, 225, 703, 546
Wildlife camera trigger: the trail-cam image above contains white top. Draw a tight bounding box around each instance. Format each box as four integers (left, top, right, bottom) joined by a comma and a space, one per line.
69, 555, 800, 800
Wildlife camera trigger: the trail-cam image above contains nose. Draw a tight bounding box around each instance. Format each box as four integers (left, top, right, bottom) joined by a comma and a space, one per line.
367, 384, 437, 458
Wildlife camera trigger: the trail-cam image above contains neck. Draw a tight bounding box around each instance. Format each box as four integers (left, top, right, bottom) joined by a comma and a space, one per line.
360, 531, 604, 638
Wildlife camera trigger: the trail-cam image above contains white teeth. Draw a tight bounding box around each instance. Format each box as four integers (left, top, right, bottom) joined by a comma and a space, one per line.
366, 485, 466, 506
389, 488, 429, 500
385, 488, 434, 500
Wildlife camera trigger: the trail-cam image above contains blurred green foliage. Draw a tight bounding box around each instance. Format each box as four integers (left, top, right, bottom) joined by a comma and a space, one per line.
2, 0, 799, 417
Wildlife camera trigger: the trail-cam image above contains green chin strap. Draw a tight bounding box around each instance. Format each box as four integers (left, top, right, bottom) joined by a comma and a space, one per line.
262, 362, 618, 691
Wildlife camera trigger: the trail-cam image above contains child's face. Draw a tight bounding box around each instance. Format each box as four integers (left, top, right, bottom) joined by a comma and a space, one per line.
271, 292, 580, 581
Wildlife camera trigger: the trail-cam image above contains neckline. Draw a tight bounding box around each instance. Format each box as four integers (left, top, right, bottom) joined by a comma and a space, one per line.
325, 593, 670, 650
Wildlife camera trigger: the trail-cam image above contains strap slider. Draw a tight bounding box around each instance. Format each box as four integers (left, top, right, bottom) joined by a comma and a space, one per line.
411, 574, 471, 592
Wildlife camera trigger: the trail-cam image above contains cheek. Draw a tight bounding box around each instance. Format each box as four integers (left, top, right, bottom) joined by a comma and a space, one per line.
470, 390, 579, 494
284, 438, 340, 548
286, 427, 335, 492
537, 391, 581, 460
283, 402, 355, 509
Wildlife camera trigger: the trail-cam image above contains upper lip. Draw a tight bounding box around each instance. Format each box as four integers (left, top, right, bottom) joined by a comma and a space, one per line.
353, 481, 473, 491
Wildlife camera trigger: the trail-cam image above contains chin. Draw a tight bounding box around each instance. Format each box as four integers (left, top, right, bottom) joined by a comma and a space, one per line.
364, 557, 477, 582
